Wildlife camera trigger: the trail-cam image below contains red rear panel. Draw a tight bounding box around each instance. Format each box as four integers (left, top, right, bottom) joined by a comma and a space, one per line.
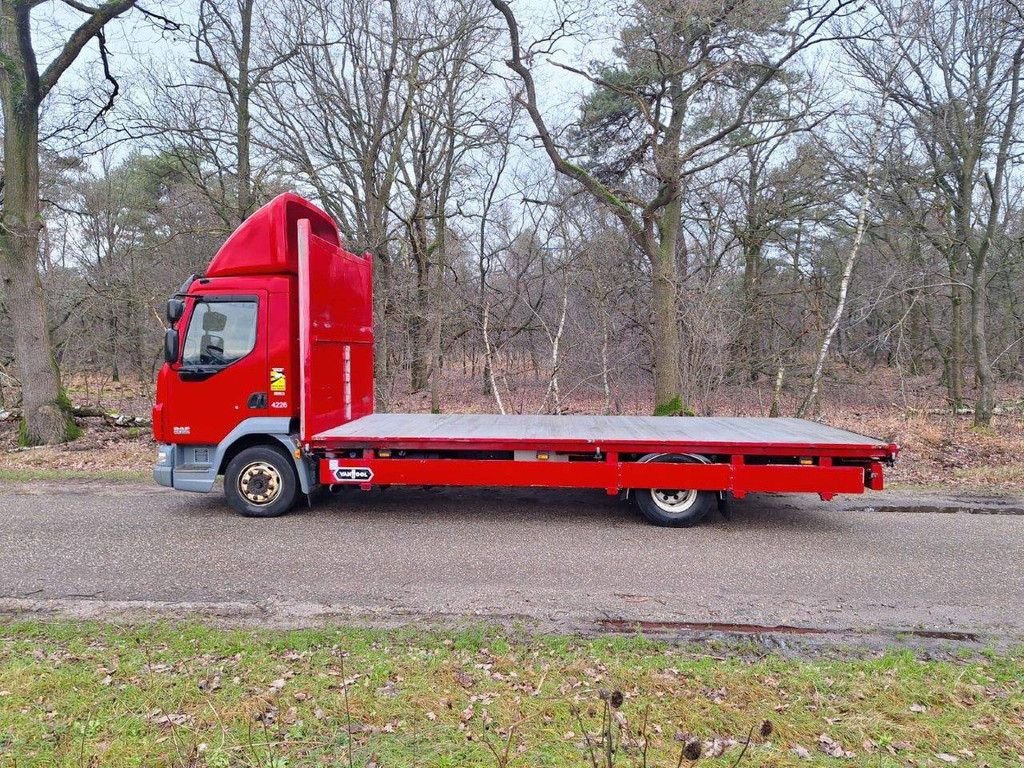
298, 219, 374, 442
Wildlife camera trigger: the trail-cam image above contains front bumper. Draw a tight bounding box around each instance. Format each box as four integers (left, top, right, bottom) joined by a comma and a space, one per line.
153, 443, 219, 492
154, 443, 174, 487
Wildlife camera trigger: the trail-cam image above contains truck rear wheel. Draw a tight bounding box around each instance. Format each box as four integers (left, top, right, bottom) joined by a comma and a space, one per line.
634, 454, 716, 527
224, 445, 298, 518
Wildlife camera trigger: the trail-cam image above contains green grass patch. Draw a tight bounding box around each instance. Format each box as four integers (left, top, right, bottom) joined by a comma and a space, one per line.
0, 621, 1020, 766
0, 467, 149, 484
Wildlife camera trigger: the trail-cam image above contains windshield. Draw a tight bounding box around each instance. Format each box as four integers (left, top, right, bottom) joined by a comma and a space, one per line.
181, 300, 258, 367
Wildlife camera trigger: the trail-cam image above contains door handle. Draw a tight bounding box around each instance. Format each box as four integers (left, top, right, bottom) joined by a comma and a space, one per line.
247, 392, 268, 409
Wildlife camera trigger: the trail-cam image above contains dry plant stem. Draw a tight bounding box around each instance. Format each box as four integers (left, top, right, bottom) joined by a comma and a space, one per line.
339, 651, 355, 768
729, 723, 758, 767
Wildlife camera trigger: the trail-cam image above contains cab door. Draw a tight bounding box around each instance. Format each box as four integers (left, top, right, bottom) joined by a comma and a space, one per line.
164, 291, 269, 445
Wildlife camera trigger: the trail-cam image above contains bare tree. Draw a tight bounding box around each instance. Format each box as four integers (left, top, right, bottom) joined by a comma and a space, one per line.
140, 0, 301, 227
0, 0, 144, 443
487, 0, 859, 414
396, 2, 497, 398
850, 0, 1024, 425
261, 0, 429, 403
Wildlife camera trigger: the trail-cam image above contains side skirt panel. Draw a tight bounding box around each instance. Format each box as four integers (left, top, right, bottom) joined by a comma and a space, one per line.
320, 457, 871, 496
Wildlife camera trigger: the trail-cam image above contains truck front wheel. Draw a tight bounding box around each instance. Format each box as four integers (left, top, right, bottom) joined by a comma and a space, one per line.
224, 445, 298, 518
634, 454, 716, 527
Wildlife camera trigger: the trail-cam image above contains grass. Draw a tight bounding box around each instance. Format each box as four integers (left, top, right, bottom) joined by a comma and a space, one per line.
0, 467, 149, 483
0, 622, 1020, 767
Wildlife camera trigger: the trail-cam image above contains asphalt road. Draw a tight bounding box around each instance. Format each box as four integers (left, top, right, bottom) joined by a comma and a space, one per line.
1, 480, 1022, 642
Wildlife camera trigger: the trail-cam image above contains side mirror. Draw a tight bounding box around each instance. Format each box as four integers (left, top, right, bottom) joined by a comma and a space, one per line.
166, 298, 184, 323
164, 328, 179, 363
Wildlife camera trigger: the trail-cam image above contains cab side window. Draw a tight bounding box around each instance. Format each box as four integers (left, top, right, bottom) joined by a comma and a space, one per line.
181, 301, 258, 367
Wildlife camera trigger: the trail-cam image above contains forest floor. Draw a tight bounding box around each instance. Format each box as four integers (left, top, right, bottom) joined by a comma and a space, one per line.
0, 370, 1022, 492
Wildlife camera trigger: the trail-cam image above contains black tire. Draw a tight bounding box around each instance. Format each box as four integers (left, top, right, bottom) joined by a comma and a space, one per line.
633, 454, 716, 527
224, 444, 299, 518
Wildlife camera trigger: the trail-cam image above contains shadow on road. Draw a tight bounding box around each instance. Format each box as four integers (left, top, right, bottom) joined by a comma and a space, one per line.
175, 485, 852, 534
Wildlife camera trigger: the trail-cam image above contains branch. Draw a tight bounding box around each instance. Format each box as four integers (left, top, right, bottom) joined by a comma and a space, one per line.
39, 0, 138, 99
135, 4, 181, 32
83, 28, 118, 131
486, 0, 645, 248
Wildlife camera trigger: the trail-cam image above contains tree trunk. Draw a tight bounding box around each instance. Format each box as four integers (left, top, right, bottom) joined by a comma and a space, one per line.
946, 255, 966, 410
0, 15, 75, 444
650, 251, 682, 414
428, 224, 447, 415
236, 0, 254, 222
599, 297, 612, 415
769, 363, 785, 417
237, 97, 252, 221
971, 253, 994, 427
543, 272, 569, 415
740, 241, 763, 382
409, 208, 430, 393
650, 206, 683, 415
409, 314, 429, 392
481, 299, 505, 414
373, 253, 391, 412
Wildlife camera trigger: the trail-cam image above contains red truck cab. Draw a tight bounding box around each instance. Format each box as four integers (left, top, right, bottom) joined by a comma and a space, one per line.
154, 193, 897, 527
154, 193, 371, 503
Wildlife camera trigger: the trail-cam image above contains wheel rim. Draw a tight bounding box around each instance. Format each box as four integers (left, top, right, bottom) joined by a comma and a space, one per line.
649, 487, 698, 515
237, 461, 283, 506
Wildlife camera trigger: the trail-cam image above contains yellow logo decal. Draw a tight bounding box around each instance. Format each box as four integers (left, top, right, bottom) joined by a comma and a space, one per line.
270, 367, 286, 394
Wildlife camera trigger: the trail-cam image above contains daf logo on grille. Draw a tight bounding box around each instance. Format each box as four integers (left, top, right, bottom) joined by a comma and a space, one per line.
333, 466, 373, 483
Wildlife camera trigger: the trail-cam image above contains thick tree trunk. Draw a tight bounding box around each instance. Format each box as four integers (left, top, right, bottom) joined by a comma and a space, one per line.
0, 21, 75, 444
650, 217, 683, 415
409, 316, 429, 392
0, 229, 74, 444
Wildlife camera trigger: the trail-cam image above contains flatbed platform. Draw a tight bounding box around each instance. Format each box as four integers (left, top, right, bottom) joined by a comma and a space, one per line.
313, 414, 894, 459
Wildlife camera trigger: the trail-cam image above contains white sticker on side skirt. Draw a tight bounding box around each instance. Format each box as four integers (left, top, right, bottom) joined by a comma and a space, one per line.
331, 465, 373, 483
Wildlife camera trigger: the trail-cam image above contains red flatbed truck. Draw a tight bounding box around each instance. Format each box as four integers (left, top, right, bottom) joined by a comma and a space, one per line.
153, 193, 899, 527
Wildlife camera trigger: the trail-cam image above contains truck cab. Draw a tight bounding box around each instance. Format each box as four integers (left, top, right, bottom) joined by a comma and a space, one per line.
152, 193, 373, 515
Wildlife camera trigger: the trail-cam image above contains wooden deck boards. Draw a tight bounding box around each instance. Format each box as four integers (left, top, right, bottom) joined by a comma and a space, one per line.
313, 414, 886, 448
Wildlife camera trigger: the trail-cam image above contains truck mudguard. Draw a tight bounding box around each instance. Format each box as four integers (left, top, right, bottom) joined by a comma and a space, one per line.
154, 417, 314, 494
